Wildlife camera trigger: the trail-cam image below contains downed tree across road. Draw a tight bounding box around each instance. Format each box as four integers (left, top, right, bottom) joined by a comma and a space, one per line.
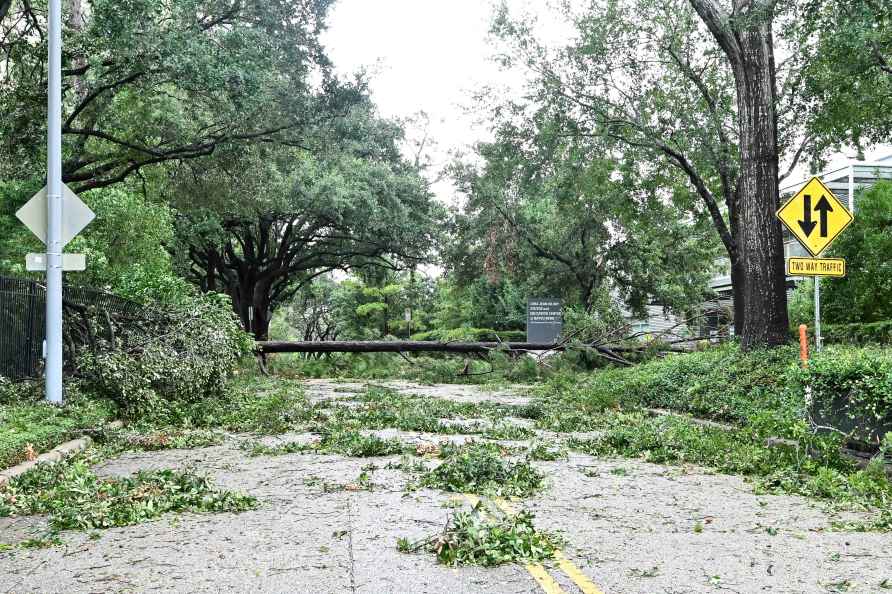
257, 340, 575, 354
254, 340, 690, 367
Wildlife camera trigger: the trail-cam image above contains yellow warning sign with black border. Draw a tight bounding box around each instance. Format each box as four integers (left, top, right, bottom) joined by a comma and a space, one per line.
788, 257, 846, 278
777, 177, 854, 257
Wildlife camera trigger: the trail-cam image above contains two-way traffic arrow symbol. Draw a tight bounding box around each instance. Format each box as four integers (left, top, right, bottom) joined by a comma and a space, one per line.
798, 194, 834, 238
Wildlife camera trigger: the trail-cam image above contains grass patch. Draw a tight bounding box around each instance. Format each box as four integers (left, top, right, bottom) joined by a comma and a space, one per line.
418, 442, 544, 497
0, 453, 256, 533
0, 395, 116, 470
397, 504, 562, 566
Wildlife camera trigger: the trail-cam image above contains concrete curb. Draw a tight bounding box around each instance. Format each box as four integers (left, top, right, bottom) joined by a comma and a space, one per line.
0, 420, 124, 488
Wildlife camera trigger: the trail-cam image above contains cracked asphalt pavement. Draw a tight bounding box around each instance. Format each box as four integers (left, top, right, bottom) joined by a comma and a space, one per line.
1, 380, 891, 593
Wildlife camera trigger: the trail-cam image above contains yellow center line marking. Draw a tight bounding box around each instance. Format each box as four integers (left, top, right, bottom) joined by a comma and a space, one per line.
492, 497, 608, 594
526, 562, 569, 594
552, 551, 606, 594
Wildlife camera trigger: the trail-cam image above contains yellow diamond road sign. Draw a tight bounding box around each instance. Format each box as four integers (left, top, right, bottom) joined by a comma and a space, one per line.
777, 177, 854, 257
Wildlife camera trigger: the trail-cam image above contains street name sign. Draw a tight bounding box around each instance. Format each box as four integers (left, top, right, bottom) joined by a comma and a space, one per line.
777, 177, 853, 257
527, 298, 562, 343
15, 183, 95, 248
787, 257, 846, 278
26, 253, 86, 272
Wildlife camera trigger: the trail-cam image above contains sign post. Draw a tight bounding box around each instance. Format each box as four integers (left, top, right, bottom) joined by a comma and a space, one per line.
45, 0, 64, 405
777, 177, 854, 352
13, 1, 93, 404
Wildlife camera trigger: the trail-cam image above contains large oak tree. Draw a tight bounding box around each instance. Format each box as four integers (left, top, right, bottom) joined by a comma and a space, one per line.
490, 0, 805, 348
1, 0, 359, 190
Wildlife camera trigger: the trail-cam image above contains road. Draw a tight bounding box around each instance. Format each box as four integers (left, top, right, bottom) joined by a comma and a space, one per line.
1, 380, 890, 593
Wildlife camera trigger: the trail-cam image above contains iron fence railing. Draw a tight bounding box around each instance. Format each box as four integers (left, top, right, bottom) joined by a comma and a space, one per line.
0, 276, 140, 380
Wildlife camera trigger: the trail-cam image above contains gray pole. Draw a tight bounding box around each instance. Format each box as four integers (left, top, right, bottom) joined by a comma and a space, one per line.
814, 276, 822, 352
45, 0, 64, 404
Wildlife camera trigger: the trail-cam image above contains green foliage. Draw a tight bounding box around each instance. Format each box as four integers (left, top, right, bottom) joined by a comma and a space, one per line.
398, 505, 563, 567
0, 456, 256, 532
823, 182, 892, 324
537, 343, 801, 429
419, 442, 545, 498
410, 328, 527, 342
327, 275, 438, 340
98, 428, 224, 454
0, 179, 43, 276
794, 0, 892, 148
428, 278, 528, 333
448, 122, 718, 317
800, 347, 892, 443
572, 413, 892, 519
823, 321, 892, 346
1, 0, 354, 189
75, 294, 251, 419
533, 344, 892, 525
525, 441, 568, 461
66, 186, 178, 300
267, 350, 547, 385
0, 390, 116, 470
248, 431, 407, 458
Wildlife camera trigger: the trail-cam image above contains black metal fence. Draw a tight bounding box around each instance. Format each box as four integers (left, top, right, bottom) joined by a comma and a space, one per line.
0, 276, 140, 380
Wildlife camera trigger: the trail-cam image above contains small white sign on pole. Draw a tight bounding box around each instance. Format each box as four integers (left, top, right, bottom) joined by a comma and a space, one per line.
26, 253, 86, 272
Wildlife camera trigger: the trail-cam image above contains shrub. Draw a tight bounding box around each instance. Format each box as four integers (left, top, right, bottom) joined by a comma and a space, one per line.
75, 293, 251, 419
410, 328, 527, 342
799, 346, 892, 444
537, 343, 802, 429
823, 321, 892, 346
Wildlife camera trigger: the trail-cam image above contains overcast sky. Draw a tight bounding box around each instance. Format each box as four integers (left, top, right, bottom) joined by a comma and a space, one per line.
321, 0, 566, 204
321, 1, 890, 204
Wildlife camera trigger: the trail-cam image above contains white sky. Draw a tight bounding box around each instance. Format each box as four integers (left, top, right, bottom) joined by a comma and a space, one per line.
322, 0, 567, 205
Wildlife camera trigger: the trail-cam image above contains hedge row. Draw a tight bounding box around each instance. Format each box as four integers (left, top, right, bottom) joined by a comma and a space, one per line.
540, 343, 892, 445
410, 328, 527, 343
801, 347, 892, 444
822, 321, 892, 346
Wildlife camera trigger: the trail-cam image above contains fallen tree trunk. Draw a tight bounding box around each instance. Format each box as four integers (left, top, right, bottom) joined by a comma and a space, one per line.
255, 340, 687, 355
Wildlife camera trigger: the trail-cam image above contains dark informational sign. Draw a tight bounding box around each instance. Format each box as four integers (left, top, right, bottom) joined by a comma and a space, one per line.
527, 298, 562, 344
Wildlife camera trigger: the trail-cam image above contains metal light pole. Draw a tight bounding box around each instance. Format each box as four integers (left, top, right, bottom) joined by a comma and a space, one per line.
46, 0, 64, 404
814, 276, 822, 352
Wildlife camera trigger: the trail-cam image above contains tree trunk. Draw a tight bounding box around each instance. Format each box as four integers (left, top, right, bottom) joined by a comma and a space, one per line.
730, 254, 746, 335
732, 21, 789, 349
691, 0, 789, 350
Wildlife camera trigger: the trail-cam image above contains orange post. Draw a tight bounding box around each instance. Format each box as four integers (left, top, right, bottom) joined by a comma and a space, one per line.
799, 324, 809, 367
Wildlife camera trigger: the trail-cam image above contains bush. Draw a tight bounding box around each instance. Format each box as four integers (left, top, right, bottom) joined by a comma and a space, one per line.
538, 343, 802, 429
410, 328, 527, 342
800, 347, 892, 444
75, 293, 251, 419
822, 181, 892, 324
823, 321, 892, 346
